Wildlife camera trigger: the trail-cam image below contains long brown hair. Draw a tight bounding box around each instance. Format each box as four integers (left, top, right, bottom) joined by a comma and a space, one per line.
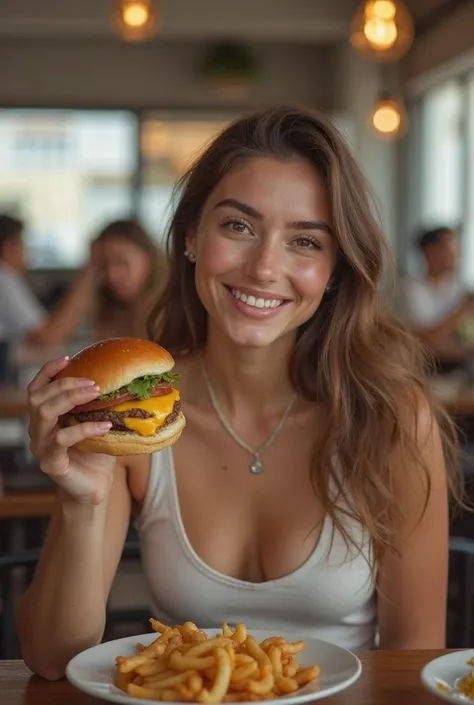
95, 218, 168, 338
148, 104, 464, 570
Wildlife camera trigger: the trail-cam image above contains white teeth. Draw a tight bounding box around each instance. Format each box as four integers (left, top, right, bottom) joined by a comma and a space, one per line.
230, 288, 284, 309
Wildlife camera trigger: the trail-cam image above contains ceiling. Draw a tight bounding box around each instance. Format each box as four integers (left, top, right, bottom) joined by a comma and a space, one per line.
0, 0, 361, 42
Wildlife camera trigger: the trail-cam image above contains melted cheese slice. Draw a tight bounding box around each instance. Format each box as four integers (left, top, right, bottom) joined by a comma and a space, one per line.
111, 389, 179, 437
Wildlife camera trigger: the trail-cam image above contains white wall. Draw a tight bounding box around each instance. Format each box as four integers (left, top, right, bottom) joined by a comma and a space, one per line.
1, 38, 335, 110
334, 45, 399, 253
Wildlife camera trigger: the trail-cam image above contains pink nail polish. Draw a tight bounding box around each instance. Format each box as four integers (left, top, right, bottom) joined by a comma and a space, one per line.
96, 421, 112, 430
77, 378, 96, 387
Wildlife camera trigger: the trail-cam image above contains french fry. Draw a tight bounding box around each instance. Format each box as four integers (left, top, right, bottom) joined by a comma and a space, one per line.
221, 622, 233, 638
188, 673, 204, 694
114, 671, 133, 693
187, 637, 232, 658
150, 618, 169, 634
136, 657, 170, 677
231, 624, 247, 646
294, 665, 320, 685
230, 662, 258, 684
118, 639, 167, 674
225, 644, 236, 669
127, 683, 183, 701
169, 650, 217, 671
280, 640, 305, 655
275, 676, 299, 694
244, 665, 275, 696
267, 646, 282, 678
198, 647, 232, 704
244, 637, 271, 669
144, 670, 197, 690
142, 670, 177, 685
260, 638, 285, 652
234, 654, 254, 666
176, 683, 196, 701
181, 622, 200, 641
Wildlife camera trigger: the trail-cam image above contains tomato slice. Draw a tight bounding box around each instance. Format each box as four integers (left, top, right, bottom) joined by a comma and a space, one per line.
71, 382, 173, 413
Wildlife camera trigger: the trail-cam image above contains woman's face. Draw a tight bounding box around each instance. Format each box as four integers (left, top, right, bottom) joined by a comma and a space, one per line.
186, 156, 337, 349
101, 236, 150, 303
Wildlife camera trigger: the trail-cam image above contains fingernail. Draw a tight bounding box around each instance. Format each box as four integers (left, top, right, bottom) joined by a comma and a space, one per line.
55, 355, 69, 364
96, 422, 112, 430
77, 378, 96, 387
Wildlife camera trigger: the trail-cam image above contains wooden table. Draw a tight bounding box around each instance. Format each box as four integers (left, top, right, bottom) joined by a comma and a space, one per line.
0, 386, 28, 418
0, 490, 56, 519
0, 651, 451, 704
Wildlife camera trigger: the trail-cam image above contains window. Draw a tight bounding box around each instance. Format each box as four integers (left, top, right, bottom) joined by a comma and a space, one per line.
0, 109, 232, 267
0, 109, 138, 268
419, 80, 464, 228
406, 71, 474, 284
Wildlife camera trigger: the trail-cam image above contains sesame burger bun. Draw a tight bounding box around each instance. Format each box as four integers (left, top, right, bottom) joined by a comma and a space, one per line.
55, 337, 185, 456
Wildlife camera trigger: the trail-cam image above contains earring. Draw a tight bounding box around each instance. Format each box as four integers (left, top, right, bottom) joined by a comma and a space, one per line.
184, 250, 196, 262
325, 283, 332, 293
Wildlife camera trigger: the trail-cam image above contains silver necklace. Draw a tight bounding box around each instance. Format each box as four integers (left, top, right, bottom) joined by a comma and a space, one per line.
200, 352, 297, 475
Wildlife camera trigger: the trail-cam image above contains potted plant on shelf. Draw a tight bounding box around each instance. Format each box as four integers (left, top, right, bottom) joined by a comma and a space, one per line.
199, 42, 259, 100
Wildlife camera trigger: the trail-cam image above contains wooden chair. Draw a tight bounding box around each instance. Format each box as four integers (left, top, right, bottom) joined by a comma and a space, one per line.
0, 539, 148, 659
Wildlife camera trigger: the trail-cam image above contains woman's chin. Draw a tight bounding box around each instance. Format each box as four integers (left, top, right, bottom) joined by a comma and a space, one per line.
219, 322, 292, 350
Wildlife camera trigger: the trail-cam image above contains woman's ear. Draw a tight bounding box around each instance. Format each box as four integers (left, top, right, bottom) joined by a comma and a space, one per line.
184, 228, 196, 256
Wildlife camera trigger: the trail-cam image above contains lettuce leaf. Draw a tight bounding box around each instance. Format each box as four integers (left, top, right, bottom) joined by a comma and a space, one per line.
98, 372, 178, 401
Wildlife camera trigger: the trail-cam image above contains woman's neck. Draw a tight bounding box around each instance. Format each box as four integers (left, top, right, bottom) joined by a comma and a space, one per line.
201, 324, 297, 417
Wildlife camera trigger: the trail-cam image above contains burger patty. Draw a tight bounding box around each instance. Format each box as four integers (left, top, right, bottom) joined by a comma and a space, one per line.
69, 401, 181, 434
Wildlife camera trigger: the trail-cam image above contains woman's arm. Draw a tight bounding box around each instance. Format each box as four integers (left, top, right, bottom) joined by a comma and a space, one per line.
377, 394, 450, 649
16, 460, 131, 680
26, 264, 96, 347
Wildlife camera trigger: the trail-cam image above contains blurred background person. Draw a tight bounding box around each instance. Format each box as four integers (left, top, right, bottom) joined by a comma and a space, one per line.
0, 214, 95, 381
93, 219, 168, 340
398, 226, 474, 369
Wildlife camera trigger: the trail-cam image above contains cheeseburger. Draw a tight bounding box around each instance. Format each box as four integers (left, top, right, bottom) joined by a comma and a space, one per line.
56, 337, 185, 456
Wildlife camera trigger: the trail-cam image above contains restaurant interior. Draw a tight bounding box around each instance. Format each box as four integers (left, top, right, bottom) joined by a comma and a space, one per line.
1, 0, 474, 667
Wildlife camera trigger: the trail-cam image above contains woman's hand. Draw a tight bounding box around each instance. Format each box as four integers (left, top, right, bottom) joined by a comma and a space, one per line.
27, 356, 116, 505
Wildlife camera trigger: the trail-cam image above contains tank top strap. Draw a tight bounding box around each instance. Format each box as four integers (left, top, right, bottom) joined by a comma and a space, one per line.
134, 446, 174, 533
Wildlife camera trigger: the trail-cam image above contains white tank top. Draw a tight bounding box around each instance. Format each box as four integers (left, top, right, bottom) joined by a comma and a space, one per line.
135, 448, 377, 652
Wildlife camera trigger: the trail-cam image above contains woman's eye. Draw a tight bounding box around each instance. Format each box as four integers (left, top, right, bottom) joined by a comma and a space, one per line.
223, 219, 251, 235
294, 236, 322, 250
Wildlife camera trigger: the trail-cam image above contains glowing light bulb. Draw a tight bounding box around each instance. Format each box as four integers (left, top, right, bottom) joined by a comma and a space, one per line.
123, 2, 149, 27
363, 17, 398, 49
372, 104, 401, 135
351, 0, 413, 61
372, 0, 396, 21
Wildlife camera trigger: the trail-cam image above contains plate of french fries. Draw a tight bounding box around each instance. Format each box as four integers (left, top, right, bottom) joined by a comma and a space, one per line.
421, 650, 474, 702
66, 618, 362, 704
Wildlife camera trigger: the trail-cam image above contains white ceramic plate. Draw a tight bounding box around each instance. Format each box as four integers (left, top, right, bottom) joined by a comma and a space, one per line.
66, 628, 362, 704
421, 650, 474, 702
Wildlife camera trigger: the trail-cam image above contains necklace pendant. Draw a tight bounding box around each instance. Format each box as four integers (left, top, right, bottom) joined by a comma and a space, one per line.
250, 458, 263, 475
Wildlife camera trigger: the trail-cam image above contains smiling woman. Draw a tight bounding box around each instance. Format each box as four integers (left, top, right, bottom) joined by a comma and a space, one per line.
17, 105, 467, 681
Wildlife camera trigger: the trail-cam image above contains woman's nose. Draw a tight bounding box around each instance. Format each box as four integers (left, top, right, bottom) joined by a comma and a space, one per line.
244, 242, 282, 283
